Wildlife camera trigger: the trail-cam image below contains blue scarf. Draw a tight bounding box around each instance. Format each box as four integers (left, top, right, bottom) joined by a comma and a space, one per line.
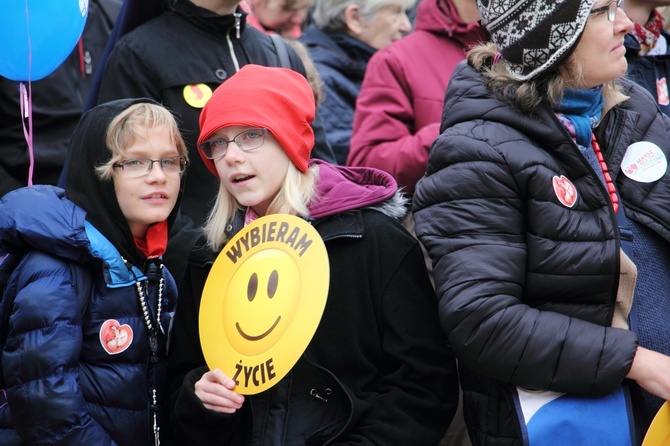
555, 86, 604, 148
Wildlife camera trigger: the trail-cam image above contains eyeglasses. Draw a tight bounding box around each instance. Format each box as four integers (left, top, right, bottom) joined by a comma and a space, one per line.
198, 128, 268, 160
113, 155, 187, 178
589, 0, 624, 22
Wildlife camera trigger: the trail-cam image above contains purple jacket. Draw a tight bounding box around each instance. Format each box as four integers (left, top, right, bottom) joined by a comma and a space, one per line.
347, 0, 487, 193
308, 159, 397, 218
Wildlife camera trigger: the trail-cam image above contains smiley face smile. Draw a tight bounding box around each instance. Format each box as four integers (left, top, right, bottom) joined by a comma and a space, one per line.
235, 316, 281, 341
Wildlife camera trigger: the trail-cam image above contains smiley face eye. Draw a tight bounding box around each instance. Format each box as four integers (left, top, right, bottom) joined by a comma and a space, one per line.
247, 273, 258, 302
267, 270, 278, 298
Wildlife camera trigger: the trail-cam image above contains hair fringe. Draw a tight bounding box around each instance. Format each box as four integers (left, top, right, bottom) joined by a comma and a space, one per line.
95, 102, 188, 180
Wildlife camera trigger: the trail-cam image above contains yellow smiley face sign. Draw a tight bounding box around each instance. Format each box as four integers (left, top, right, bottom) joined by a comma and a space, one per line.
199, 214, 329, 394
643, 401, 670, 446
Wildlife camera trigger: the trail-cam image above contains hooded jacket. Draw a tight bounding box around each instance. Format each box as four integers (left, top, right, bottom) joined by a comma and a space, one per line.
166, 160, 458, 445
0, 99, 181, 445
347, 0, 487, 193
97, 0, 335, 228
301, 25, 376, 165
410, 61, 670, 445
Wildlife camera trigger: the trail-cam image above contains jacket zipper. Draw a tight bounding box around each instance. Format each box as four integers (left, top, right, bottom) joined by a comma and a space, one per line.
304, 357, 355, 445
549, 111, 622, 321
228, 14, 242, 72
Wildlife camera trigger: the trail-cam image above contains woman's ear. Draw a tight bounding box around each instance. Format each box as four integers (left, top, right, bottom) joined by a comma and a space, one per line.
343, 4, 363, 36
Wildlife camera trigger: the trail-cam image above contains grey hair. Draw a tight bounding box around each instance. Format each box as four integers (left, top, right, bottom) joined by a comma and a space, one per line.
313, 0, 415, 33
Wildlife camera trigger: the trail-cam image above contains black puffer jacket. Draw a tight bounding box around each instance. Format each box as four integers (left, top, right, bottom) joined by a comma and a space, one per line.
624, 30, 670, 117
413, 61, 670, 445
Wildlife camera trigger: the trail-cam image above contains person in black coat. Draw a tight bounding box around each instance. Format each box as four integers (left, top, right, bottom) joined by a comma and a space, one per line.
96, 0, 336, 226
623, 0, 670, 117
300, 0, 414, 164
413, 0, 670, 444
166, 64, 458, 445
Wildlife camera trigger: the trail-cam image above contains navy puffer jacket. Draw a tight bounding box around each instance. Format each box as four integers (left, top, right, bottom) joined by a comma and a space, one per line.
301, 25, 375, 165
0, 186, 177, 445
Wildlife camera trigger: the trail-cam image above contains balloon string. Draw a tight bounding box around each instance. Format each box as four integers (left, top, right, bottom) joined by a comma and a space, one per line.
21, 0, 34, 186
24, 0, 32, 81
19, 83, 35, 187
78, 38, 85, 79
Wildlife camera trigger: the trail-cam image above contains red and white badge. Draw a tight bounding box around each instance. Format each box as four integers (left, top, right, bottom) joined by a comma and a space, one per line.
622, 141, 668, 183
552, 175, 577, 208
99, 319, 133, 354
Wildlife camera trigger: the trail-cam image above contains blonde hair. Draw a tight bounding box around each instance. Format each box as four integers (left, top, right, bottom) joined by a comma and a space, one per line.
95, 102, 188, 180
284, 0, 315, 11
467, 42, 622, 114
204, 162, 320, 251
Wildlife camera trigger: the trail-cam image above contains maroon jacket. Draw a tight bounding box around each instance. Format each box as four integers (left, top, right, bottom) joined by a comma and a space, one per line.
347, 0, 487, 193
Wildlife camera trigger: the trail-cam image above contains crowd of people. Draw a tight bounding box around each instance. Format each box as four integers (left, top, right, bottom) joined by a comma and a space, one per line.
2, 0, 670, 444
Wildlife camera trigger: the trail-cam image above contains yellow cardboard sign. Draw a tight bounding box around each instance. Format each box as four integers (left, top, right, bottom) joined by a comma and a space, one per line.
199, 214, 329, 394
643, 401, 670, 446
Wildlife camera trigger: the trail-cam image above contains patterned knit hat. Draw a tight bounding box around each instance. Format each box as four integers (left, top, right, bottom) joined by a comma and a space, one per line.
477, 0, 597, 80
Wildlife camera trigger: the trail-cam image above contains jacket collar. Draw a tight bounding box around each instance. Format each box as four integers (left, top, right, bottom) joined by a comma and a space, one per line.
312, 211, 365, 242
173, 0, 248, 38
595, 106, 640, 182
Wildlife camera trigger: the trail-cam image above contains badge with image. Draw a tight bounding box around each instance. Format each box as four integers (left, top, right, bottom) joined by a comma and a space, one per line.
621, 141, 668, 183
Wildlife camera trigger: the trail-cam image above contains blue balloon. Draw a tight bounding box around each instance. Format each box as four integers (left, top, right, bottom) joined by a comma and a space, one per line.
0, 0, 88, 81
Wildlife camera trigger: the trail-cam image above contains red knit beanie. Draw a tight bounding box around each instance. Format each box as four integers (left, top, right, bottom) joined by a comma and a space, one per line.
197, 64, 315, 176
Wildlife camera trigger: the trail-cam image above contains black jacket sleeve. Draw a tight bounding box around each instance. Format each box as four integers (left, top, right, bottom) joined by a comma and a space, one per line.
165, 241, 244, 444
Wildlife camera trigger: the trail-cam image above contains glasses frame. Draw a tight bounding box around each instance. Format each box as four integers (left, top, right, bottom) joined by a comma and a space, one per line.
112, 155, 187, 177
589, 0, 624, 22
198, 128, 268, 160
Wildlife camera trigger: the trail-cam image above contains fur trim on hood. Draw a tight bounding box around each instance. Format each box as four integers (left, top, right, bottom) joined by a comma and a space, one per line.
309, 160, 408, 220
